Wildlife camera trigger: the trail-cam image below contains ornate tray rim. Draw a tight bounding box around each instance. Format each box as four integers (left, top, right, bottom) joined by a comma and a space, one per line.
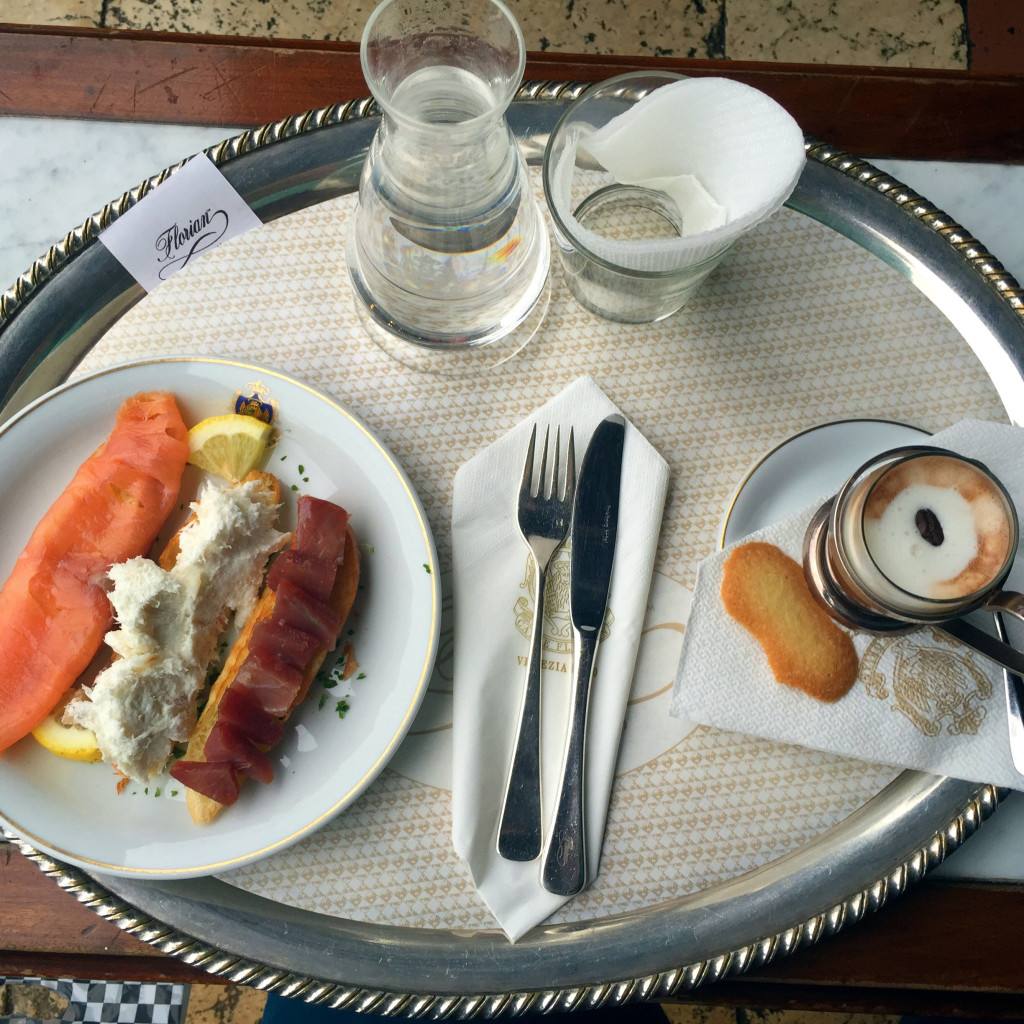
3, 82, 1024, 1016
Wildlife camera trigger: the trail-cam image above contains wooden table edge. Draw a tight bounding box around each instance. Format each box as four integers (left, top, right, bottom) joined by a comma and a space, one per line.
4, 843, 1024, 1011
1, 24, 1024, 162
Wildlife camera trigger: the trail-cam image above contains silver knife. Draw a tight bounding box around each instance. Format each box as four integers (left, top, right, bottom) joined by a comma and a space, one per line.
541, 413, 625, 896
994, 612, 1024, 776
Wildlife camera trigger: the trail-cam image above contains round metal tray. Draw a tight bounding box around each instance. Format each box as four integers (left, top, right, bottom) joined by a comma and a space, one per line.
3, 83, 1024, 1016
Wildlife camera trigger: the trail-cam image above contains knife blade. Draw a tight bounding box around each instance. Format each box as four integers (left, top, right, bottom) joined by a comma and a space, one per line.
541, 413, 625, 896
994, 612, 1024, 777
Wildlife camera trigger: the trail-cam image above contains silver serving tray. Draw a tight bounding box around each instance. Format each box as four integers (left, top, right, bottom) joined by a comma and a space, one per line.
3, 84, 1024, 1016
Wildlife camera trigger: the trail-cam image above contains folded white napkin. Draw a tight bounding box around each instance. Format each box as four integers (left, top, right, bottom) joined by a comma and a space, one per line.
671, 419, 1024, 791
451, 376, 669, 941
550, 77, 806, 272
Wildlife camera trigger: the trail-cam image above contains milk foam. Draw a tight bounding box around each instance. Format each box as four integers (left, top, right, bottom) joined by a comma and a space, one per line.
864, 483, 978, 597
861, 454, 1012, 602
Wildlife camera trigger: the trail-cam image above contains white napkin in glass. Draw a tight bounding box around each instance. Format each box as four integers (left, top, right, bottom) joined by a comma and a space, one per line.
551, 77, 807, 272
671, 419, 1024, 791
451, 376, 669, 941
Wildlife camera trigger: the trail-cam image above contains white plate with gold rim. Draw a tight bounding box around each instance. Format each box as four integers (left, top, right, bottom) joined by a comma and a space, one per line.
0, 357, 440, 878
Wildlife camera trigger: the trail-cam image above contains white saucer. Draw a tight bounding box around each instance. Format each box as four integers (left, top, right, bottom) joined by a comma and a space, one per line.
720, 418, 930, 546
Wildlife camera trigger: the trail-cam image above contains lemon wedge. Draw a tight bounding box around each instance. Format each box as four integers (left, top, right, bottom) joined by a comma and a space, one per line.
187, 413, 273, 482
32, 694, 101, 763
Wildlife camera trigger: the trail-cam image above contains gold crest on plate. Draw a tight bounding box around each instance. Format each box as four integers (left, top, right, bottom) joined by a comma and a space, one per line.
234, 379, 277, 424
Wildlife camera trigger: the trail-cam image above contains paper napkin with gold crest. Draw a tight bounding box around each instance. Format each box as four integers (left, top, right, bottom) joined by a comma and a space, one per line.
671, 419, 1024, 792
451, 376, 669, 942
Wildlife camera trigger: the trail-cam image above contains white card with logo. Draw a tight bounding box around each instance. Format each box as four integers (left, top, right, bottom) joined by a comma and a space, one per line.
99, 154, 262, 292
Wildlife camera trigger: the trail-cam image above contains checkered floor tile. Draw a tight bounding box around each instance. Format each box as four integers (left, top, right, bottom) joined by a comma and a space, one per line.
1, 978, 188, 1024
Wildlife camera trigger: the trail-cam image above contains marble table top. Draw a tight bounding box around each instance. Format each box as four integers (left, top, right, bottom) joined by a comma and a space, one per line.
2, 114, 1024, 883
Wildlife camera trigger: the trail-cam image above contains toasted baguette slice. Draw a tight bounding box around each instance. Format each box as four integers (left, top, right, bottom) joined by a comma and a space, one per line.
183, 521, 360, 824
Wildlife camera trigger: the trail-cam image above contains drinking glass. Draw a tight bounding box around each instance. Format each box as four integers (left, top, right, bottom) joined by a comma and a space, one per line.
805, 447, 1018, 625
347, 0, 550, 373
542, 71, 732, 324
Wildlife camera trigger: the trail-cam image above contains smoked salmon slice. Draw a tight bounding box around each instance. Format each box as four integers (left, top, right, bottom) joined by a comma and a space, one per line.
0, 391, 189, 754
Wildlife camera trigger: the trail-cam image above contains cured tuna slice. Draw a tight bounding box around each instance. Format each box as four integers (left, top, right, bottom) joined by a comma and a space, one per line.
0, 392, 189, 754
266, 550, 336, 603
272, 578, 341, 651
169, 758, 241, 805
217, 685, 284, 748
204, 721, 275, 785
249, 618, 320, 672
234, 648, 303, 717
293, 498, 349, 564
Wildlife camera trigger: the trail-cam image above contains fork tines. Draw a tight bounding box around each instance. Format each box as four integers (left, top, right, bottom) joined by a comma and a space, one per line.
523, 424, 576, 502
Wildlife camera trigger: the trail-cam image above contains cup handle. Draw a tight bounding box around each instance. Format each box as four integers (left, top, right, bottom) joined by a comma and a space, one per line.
937, 591, 1024, 676
919, 593, 1024, 775
984, 590, 1024, 623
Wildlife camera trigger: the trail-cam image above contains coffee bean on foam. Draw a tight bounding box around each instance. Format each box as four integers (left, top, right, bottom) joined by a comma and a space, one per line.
862, 454, 1013, 601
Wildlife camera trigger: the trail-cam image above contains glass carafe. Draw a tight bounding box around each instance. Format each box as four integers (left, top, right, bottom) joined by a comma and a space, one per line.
346, 0, 550, 371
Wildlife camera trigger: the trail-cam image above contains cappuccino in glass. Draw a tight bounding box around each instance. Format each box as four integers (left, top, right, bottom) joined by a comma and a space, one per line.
829, 447, 1017, 621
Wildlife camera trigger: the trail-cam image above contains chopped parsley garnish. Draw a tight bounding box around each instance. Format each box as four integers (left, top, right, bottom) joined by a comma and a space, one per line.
335, 699, 350, 719
316, 659, 347, 692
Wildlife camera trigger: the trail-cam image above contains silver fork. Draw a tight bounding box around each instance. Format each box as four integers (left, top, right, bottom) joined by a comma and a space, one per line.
497, 424, 576, 862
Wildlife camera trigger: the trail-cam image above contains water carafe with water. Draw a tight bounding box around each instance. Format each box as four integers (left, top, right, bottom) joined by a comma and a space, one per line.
347, 0, 550, 368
